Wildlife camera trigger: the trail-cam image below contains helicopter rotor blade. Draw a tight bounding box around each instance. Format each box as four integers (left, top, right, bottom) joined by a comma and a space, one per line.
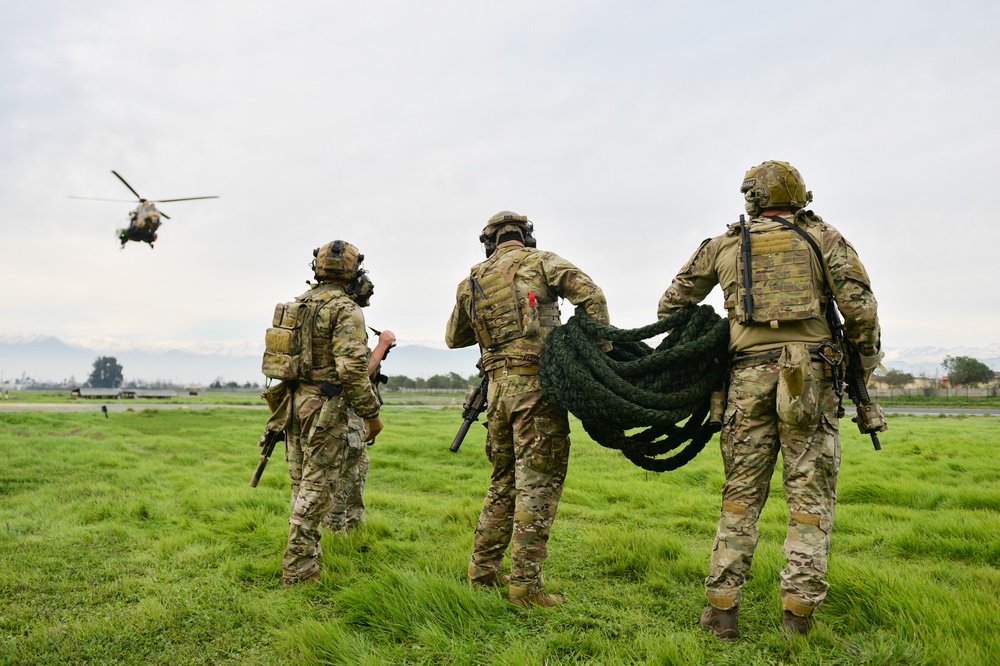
111, 170, 145, 202
159, 210, 171, 220
68, 196, 138, 202
151, 196, 220, 203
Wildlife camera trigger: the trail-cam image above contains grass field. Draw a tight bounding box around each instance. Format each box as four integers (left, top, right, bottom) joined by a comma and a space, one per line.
1, 407, 998, 665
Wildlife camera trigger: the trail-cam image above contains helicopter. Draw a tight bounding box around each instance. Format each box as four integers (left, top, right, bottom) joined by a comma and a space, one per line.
71, 170, 218, 249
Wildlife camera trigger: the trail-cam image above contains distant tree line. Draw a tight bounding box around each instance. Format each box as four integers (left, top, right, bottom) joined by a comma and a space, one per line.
874, 355, 997, 389
209, 378, 262, 389
384, 373, 479, 390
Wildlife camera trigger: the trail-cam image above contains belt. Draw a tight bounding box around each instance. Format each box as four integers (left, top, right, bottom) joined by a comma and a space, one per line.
731, 345, 841, 367
489, 365, 538, 379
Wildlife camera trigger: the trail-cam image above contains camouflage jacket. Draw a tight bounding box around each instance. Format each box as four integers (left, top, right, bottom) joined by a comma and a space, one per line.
296, 282, 380, 419
446, 241, 610, 369
657, 211, 880, 356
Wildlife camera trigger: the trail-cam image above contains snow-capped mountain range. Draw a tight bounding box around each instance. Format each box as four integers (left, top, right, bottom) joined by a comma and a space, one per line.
0, 335, 479, 386
1, 334, 996, 386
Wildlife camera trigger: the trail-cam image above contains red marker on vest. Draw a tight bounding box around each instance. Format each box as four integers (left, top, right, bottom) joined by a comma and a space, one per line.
527, 291, 536, 307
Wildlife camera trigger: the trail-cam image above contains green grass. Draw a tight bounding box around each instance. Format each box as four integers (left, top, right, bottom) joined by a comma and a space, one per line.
0, 408, 998, 665
874, 394, 1000, 408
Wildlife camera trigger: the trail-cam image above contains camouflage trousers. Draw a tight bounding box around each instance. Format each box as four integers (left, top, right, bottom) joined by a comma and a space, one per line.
283, 385, 352, 585
706, 344, 841, 617
322, 409, 369, 534
468, 373, 570, 593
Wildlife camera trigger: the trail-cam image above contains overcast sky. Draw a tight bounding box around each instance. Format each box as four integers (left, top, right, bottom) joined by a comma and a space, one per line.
2, 1, 998, 358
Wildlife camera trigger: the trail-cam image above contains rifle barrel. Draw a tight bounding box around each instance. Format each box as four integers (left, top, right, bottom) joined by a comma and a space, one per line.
450, 418, 473, 452
250, 455, 268, 487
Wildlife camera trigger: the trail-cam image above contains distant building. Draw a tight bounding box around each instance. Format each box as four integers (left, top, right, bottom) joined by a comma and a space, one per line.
72, 388, 121, 399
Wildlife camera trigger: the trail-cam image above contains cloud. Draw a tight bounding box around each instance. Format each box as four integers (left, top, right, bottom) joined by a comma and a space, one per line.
2, 1, 999, 361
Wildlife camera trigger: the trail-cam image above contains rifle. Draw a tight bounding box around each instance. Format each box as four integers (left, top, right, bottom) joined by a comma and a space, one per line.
450, 374, 488, 452
250, 381, 340, 487
827, 312, 887, 450
250, 428, 285, 487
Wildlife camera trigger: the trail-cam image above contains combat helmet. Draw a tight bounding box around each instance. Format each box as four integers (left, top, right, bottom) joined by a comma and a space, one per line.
740, 161, 813, 216
312, 240, 363, 283
479, 211, 535, 257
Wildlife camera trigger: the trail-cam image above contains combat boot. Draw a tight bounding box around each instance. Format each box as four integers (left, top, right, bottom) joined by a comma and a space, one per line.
699, 605, 738, 641
782, 610, 814, 636
467, 565, 510, 588
508, 585, 564, 608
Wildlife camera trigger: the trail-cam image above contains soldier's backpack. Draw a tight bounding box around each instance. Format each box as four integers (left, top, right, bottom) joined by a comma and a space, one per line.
261, 300, 316, 381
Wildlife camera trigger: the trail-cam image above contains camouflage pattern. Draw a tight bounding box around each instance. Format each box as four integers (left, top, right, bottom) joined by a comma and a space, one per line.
296, 282, 380, 415
467, 373, 571, 592
283, 387, 353, 584
447, 238, 609, 594
446, 241, 611, 371
658, 210, 880, 357
312, 240, 363, 282
735, 223, 822, 326
706, 355, 840, 614
657, 208, 880, 617
741, 161, 813, 216
321, 407, 369, 533
280, 281, 379, 586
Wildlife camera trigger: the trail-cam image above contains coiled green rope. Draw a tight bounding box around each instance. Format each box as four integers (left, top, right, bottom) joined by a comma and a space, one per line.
538, 305, 730, 472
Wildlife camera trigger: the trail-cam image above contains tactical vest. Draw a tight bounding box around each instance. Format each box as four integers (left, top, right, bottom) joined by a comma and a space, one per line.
734, 223, 824, 327
261, 288, 342, 382
468, 248, 561, 369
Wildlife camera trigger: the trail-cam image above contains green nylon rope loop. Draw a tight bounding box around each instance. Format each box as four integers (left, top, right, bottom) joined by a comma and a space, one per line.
538, 304, 730, 472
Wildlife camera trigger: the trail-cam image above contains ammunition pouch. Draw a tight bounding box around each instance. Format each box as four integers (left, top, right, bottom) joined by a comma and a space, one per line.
709, 389, 726, 427
854, 403, 888, 434
262, 301, 312, 381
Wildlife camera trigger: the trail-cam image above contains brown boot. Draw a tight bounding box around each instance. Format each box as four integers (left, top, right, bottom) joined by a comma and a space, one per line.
509, 585, 564, 608
700, 606, 738, 641
782, 610, 814, 636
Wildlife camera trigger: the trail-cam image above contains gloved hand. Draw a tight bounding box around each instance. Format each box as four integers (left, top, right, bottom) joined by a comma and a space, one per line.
363, 416, 384, 442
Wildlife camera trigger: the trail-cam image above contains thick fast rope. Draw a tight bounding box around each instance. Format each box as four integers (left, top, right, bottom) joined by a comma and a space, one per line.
538, 304, 730, 472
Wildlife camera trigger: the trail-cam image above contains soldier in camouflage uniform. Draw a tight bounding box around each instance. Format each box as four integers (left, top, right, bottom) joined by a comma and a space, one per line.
321, 410, 371, 534
446, 211, 610, 608
274, 241, 383, 587
657, 162, 882, 638
323, 270, 396, 534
